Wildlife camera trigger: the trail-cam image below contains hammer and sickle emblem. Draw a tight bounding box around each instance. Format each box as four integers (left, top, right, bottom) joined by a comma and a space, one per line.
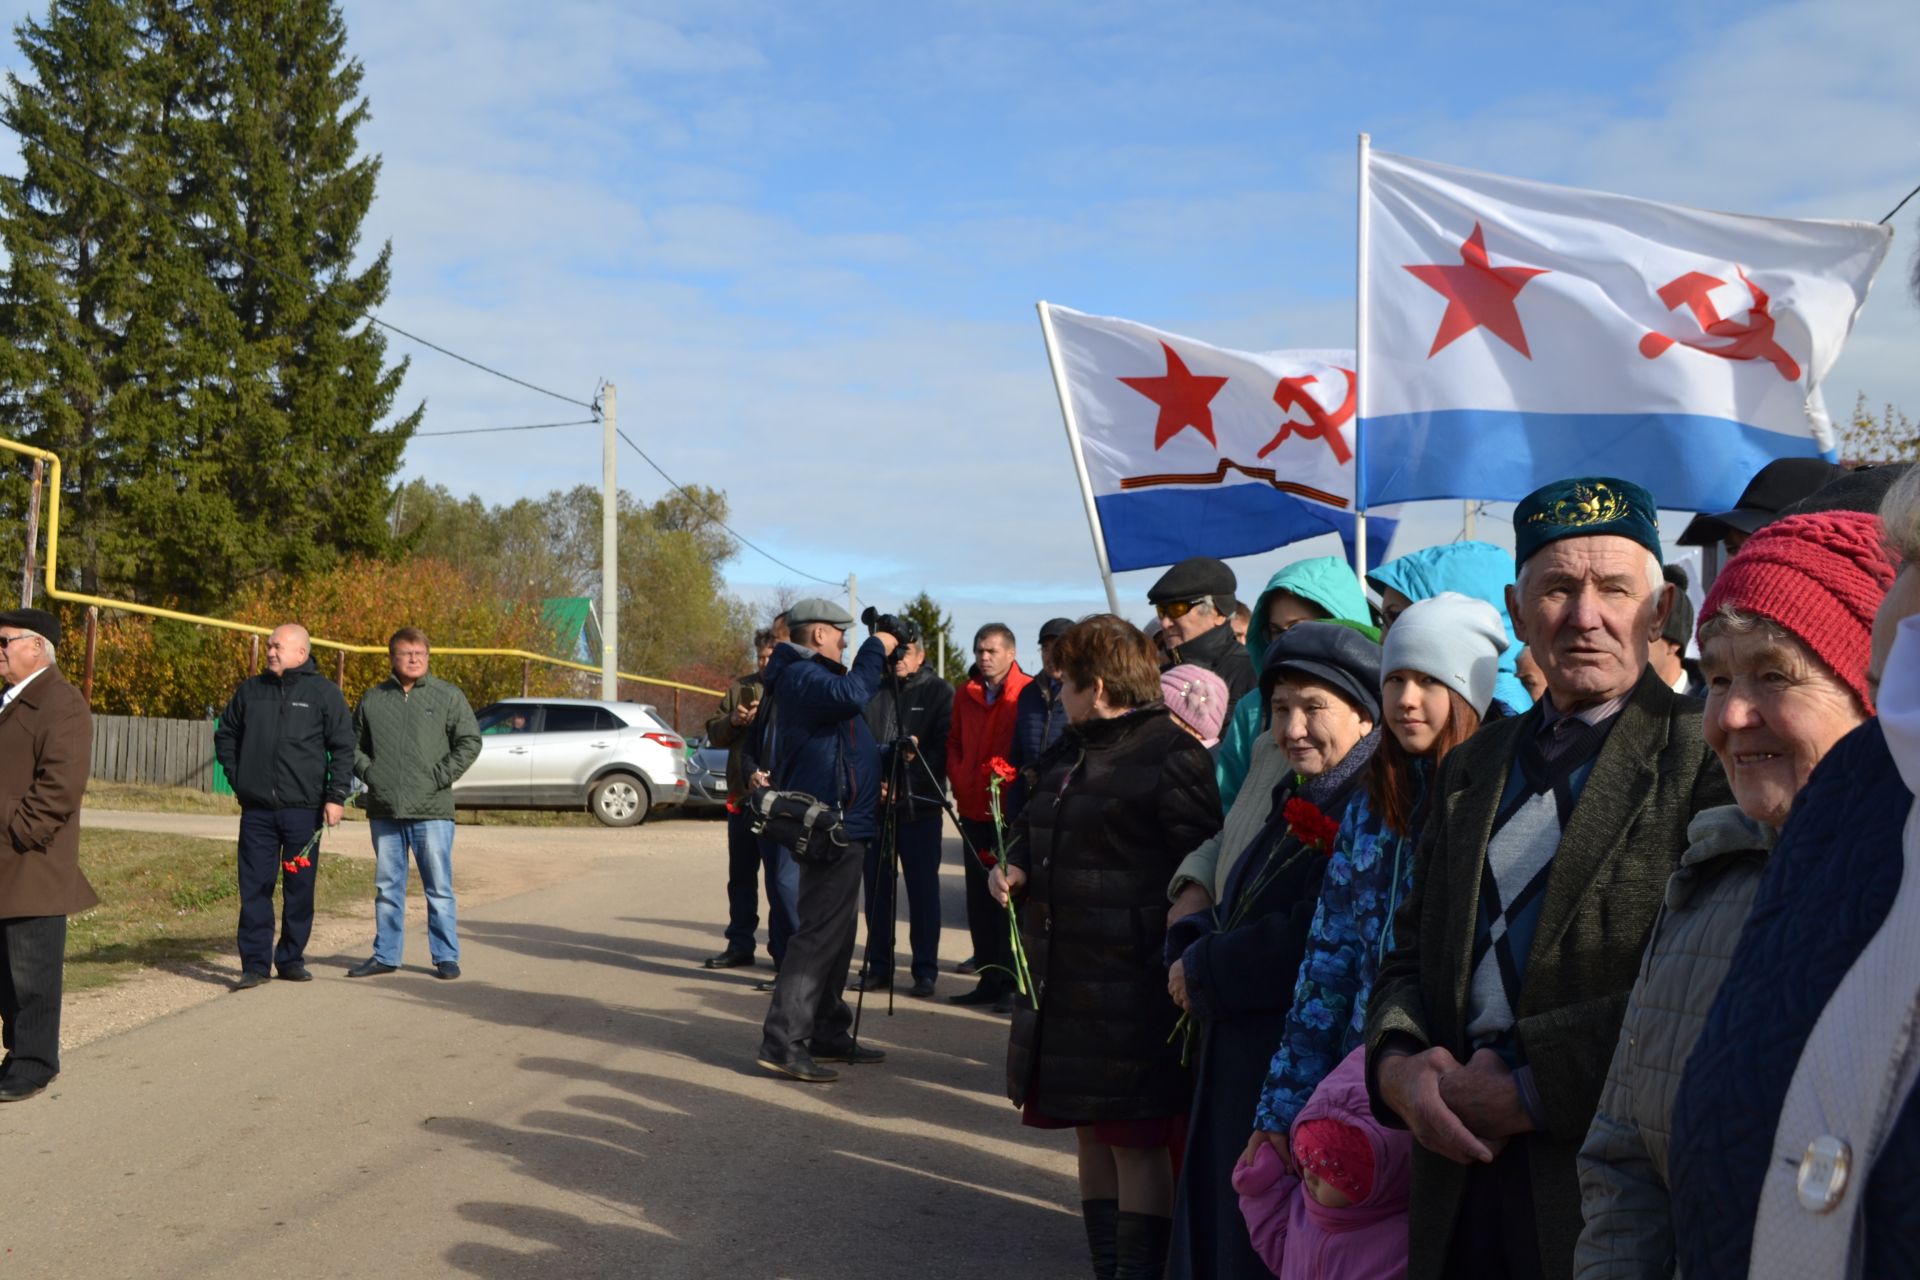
1260, 368, 1356, 464
1637, 268, 1802, 381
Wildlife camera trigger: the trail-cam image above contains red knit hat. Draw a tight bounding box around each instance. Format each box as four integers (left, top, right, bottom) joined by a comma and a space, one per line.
1292, 1117, 1376, 1203
1698, 510, 1899, 711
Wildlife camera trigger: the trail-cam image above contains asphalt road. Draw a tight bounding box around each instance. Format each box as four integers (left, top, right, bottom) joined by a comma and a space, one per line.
4, 813, 1081, 1278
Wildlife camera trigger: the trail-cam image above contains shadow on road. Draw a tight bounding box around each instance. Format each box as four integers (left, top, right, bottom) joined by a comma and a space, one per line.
432, 1052, 1078, 1278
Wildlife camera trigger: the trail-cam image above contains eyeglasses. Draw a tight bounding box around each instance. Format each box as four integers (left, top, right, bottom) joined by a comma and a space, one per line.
1154, 597, 1210, 621
0, 634, 38, 650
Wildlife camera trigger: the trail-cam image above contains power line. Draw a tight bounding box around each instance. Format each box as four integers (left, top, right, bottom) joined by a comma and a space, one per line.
4, 124, 595, 410
1882, 179, 1920, 226
614, 427, 844, 588
412, 419, 597, 438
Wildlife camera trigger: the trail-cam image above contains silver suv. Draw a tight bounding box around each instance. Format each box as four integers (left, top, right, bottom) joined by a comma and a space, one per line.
459, 698, 690, 827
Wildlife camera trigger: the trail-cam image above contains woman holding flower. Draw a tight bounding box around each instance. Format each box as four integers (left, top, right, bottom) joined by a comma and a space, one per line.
990, 614, 1223, 1280
1165, 622, 1382, 1280
1237, 595, 1512, 1238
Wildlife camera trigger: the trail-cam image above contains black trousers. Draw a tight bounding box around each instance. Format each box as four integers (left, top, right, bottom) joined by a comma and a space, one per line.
958, 817, 1012, 993
758, 839, 866, 1063
720, 807, 762, 955
237, 806, 322, 975
862, 812, 943, 983
1442, 1142, 1543, 1280
0, 914, 69, 1087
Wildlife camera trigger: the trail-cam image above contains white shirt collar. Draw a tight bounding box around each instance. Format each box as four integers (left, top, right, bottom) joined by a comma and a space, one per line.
2, 665, 49, 708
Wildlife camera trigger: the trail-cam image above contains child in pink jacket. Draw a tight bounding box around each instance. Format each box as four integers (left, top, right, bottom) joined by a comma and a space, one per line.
1233, 1046, 1413, 1279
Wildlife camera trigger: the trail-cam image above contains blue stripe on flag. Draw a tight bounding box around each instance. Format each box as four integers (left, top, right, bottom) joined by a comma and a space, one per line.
1359, 410, 1834, 511
1094, 485, 1397, 574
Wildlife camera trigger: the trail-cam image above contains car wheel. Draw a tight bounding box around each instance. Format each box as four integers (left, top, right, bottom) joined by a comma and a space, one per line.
590, 774, 650, 828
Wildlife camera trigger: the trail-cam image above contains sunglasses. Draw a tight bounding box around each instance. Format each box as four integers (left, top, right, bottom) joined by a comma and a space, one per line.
1154, 597, 1210, 621
0, 634, 38, 650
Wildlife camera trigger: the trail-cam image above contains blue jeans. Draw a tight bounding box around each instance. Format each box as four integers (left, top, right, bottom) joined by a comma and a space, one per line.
369, 818, 458, 967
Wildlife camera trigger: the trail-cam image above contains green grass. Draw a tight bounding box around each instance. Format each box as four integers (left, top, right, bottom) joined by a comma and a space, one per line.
84, 780, 240, 815
67, 828, 376, 992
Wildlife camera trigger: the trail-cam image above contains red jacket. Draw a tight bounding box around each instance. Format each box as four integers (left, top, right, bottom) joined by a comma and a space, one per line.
948, 664, 1033, 822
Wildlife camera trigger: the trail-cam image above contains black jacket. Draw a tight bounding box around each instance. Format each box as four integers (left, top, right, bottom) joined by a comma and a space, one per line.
862, 667, 953, 824
1167, 620, 1256, 708
1006, 706, 1223, 1121
213, 658, 356, 811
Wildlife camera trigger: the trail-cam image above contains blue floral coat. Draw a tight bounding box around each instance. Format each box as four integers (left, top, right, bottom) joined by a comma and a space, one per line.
1252, 774, 1422, 1134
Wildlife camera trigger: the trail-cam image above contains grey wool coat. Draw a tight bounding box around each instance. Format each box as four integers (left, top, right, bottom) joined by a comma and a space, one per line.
1364, 667, 1733, 1280
1573, 804, 1773, 1279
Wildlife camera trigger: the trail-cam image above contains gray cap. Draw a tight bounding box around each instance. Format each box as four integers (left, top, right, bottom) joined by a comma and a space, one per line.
786, 597, 854, 629
1382, 592, 1508, 716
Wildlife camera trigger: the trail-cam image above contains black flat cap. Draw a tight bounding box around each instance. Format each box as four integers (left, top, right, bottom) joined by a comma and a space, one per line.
1259, 620, 1382, 721
1147, 556, 1236, 605
1038, 617, 1074, 645
1775, 462, 1914, 520
1678, 458, 1846, 546
0, 606, 60, 648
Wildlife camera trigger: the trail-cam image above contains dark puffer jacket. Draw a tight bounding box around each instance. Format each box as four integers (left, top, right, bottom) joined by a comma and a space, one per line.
1006, 705, 1223, 1121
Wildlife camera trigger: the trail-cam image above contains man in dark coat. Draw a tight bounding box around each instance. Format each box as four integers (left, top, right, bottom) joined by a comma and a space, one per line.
1148, 556, 1255, 706
856, 633, 951, 998
701, 626, 785, 971
751, 598, 898, 1083
1006, 616, 1071, 819
0, 607, 98, 1102
213, 623, 355, 988
1365, 477, 1734, 1280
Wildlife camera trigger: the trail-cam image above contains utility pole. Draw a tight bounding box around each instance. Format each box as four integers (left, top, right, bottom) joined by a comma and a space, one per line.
1463, 500, 1477, 540
602, 383, 619, 700
21, 459, 42, 606
847, 573, 858, 626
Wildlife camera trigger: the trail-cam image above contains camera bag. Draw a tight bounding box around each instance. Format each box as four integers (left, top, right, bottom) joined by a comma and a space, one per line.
746, 667, 851, 863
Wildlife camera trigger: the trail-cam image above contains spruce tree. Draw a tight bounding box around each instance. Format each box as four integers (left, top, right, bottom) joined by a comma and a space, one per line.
146, 0, 417, 602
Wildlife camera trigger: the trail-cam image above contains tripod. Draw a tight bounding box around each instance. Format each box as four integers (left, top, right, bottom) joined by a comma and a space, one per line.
850, 691, 995, 1040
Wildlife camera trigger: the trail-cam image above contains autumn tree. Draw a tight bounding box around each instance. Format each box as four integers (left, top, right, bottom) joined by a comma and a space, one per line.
1843, 392, 1918, 463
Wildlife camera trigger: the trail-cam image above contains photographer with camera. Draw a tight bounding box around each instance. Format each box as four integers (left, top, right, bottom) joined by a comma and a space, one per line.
750, 598, 899, 1084
856, 616, 952, 999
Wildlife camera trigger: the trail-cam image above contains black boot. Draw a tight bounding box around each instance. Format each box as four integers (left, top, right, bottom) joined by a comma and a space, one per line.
1082, 1198, 1119, 1280
1113, 1211, 1172, 1280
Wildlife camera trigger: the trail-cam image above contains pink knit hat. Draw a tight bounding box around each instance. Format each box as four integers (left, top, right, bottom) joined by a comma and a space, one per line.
1698, 509, 1900, 711
1162, 664, 1230, 747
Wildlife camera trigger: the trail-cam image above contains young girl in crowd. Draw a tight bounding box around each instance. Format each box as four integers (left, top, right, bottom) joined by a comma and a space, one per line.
1233, 1047, 1413, 1280
1247, 594, 1511, 1147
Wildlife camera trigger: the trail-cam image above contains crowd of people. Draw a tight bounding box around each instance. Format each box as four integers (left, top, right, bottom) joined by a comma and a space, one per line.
4, 444, 1920, 1280
702, 450, 1920, 1280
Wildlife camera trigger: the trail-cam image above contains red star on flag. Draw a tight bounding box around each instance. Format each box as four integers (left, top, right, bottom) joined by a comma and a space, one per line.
1119, 342, 1230, 449
1404, 222, 1550, 359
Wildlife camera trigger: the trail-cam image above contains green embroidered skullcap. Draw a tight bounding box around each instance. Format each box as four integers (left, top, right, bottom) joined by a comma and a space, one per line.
1513, 477, 1661, 569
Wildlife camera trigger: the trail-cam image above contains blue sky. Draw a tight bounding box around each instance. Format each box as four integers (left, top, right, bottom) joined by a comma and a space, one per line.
4, 0, 1918, 665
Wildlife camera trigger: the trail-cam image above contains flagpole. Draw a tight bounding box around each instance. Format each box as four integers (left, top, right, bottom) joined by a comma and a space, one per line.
1038, 300, 1124, 615
1353, 132, 1372, 594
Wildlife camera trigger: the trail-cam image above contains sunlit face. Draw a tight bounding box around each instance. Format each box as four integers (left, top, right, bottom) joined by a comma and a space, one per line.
1515, 647, 1547, 701
1268, 675, 1373, 777
0, 628, 47, 684
1160, 601, 1221, 648
1376, 587, 1415, 635
1509, 536, 1668, 708
390, 641, 430, 683
975, 633, 1015, 682
265, 625, 309, 676
1870, 564, 1920, 704
1383, 669, 1453, 757
814, 624, 848, 663
1702, 626, 1865, 828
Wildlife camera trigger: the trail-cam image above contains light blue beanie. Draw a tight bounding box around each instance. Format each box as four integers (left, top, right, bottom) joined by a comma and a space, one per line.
1381, 592, 1508, 715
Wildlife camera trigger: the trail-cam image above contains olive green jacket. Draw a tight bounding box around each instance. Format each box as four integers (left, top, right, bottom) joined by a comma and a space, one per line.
1363, 667, 1733, 1280
352, 673, 482, 820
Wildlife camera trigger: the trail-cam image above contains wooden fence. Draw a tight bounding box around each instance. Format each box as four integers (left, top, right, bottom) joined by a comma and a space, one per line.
91, 715, 217, 792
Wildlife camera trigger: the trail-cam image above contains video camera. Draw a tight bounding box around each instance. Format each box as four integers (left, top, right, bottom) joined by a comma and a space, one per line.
860, 606, 922, 650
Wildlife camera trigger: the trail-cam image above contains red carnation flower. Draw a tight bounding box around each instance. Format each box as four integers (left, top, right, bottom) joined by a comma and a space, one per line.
1283, 798, 1340, 853
988, 757, 1018, 784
